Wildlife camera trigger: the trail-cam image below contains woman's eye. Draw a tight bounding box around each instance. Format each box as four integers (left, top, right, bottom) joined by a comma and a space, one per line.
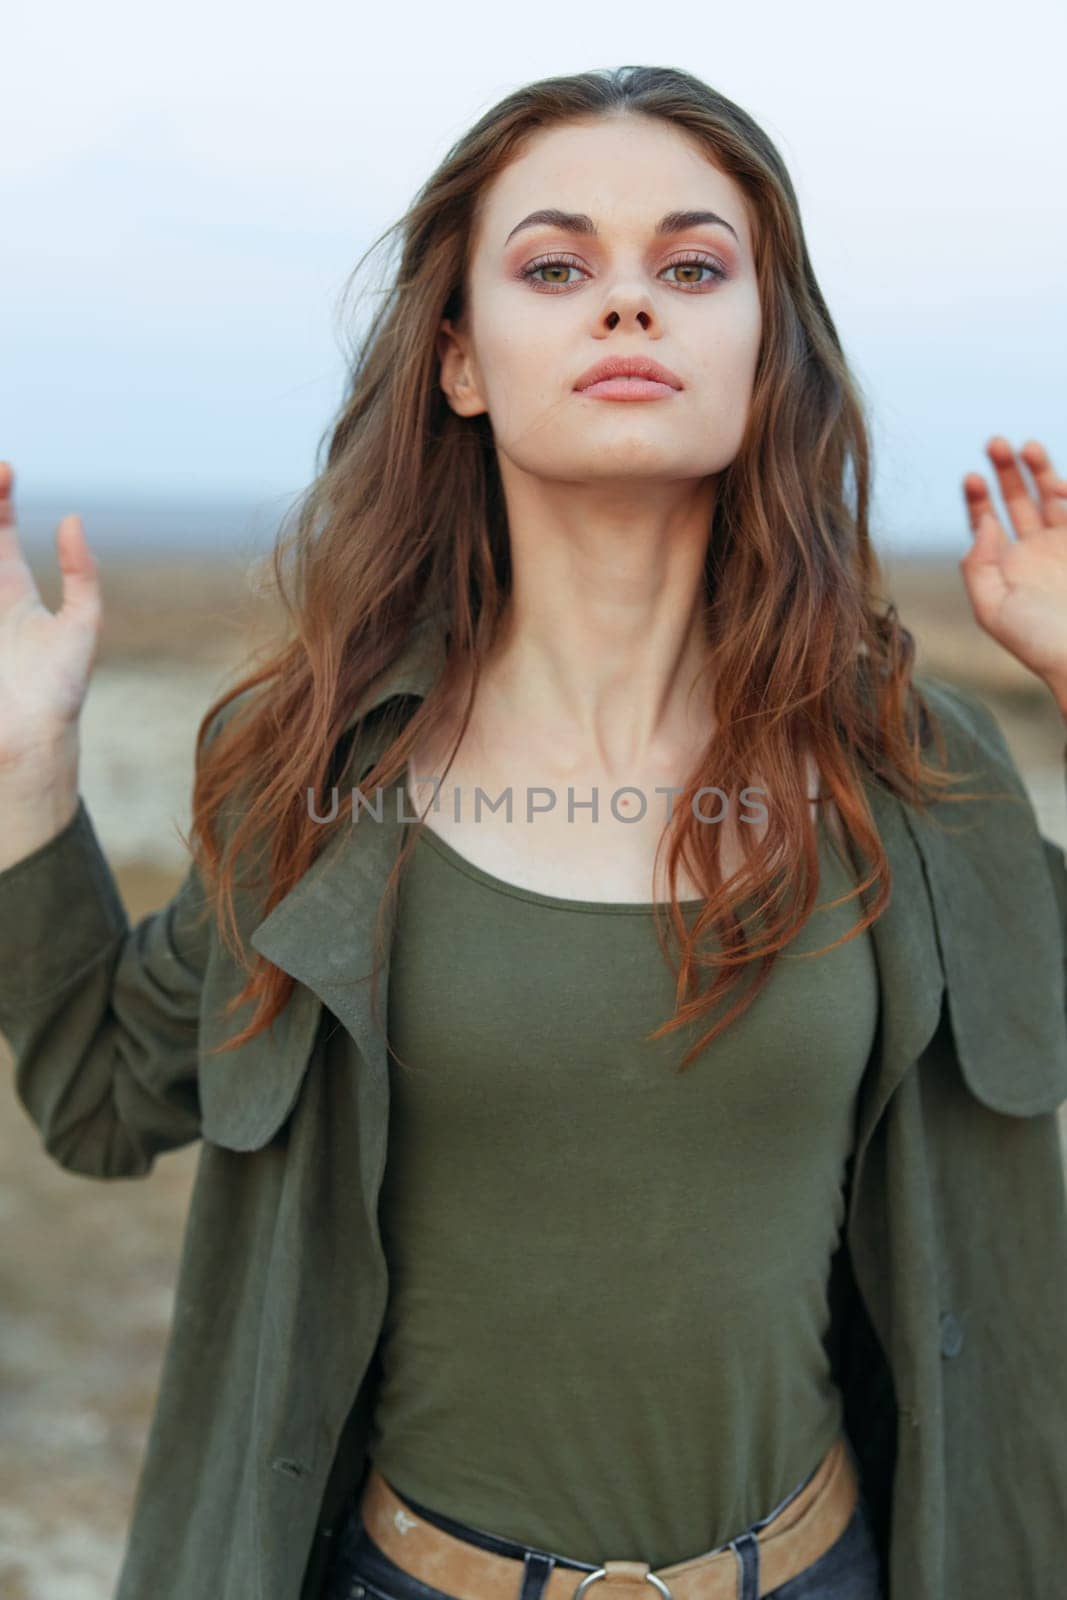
521, 259, 585, 288
663, 258, 728, 288
519, 255, 727, 292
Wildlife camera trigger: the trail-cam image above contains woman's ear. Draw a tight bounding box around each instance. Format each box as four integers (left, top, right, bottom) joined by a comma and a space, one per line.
436, 317, 486, 418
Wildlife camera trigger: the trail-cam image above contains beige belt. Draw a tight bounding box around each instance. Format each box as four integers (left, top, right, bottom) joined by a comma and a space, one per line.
357, 1435, 859, 1600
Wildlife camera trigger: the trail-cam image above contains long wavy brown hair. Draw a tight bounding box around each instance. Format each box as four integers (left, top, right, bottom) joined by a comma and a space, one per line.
185, 63, 1004, 1071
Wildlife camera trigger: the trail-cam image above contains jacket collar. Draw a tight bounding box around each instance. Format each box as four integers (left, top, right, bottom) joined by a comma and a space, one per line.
339, 601, 453, 731
237, 609, 1067, 1163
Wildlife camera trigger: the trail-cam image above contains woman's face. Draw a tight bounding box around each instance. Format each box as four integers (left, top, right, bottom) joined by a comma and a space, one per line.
438, 114, 763, 489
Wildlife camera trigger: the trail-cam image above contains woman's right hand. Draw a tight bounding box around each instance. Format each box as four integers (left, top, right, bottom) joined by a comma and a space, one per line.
0, 461, 102, 780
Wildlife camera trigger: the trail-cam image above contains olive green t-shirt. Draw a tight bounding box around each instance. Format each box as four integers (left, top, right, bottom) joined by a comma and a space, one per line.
367, 817, 879, 1566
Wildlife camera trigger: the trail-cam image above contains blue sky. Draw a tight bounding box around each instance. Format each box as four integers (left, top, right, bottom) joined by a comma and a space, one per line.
3, 0, 1064, 553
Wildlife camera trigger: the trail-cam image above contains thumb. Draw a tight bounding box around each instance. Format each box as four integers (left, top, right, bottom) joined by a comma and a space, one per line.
56, 514, 102, 631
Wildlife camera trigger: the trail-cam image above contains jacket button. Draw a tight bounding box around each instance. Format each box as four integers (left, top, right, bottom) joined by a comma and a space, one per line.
939, 1311, 964, 1357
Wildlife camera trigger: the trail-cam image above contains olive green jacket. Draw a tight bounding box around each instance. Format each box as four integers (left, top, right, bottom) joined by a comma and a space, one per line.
2, 609, 1067, 1600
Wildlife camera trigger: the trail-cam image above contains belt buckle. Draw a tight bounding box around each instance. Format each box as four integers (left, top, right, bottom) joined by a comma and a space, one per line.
572, 1571, 674, 1600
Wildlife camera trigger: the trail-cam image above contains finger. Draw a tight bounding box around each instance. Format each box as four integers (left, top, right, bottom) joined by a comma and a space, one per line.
56, 514, 102, 631
0, 459, 19, 547
0, 460, 43, 609
1019, 439, 1067, 529
962, 472, 1014, 545
986, 435, 1044, 537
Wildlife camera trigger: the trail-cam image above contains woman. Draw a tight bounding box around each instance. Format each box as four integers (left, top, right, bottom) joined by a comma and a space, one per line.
2, 65, 1067, 1600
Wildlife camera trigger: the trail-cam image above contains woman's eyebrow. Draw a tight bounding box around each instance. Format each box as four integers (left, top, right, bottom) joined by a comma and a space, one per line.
503, 208, 740, 246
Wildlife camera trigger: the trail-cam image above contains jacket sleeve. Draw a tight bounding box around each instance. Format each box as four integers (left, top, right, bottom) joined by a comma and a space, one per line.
0, 795, 212, 1179
1038, 736, 1067, 1023
0, 699, 250, 1180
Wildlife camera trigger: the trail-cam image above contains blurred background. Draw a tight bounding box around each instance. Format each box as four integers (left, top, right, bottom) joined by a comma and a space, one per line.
2, 0, 1066, 1594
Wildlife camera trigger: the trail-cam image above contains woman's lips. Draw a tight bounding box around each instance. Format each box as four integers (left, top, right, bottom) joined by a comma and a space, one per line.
575, 377, 680, 400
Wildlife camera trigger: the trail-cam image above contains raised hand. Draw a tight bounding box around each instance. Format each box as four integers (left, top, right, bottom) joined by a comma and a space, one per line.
960, 438, 1067, 714
0, 462, 102, 777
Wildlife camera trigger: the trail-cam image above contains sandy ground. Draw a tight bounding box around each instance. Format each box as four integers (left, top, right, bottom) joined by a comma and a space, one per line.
2, 549, 1067, 1597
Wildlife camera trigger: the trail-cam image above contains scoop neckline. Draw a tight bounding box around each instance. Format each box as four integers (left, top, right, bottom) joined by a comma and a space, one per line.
410, 818, 717, 915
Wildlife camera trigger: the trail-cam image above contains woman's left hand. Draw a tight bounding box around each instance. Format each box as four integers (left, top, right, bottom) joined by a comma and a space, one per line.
960, 437, 1067, 717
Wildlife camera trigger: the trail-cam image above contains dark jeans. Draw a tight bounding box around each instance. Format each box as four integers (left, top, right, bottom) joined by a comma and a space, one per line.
322, 1467, 884, 1600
